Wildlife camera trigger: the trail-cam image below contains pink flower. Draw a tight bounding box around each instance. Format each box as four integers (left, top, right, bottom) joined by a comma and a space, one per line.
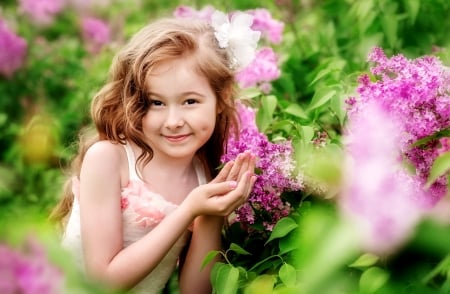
341, 102, 425, 254
0, 19, 27, 78
81, 17, 111, 54
248, 9, 284, 44
222, 101, 302, 232
0, 237, 64, 294
18, 0, 65, 26
235, 47, 281, 91
173, 5, 215, 22
347, 47, 450, 207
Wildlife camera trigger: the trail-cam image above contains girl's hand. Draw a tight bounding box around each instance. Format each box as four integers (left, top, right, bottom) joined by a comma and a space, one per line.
183, 152, 257, 217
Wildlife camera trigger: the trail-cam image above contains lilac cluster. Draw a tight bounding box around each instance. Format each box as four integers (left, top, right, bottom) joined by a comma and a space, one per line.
0, 19, 27, 78
341, 102, 424, 254
347, 47, 450, 208
246, 8, 284, 44
173, 5, 283, 93
18, 0, 65, 26
0, 238, 64, 294
81, 17, 111, 54
235, 47, 281, 93
15, 0, 111, 54
222, 102, 303, 231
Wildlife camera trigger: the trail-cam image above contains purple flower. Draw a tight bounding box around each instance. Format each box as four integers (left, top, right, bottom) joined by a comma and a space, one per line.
0, 238, 64, 294
81, 17, 111, 54
222, 102, 302, 231
19, 0, 65, 26
173, 5, 215, 22
346, 47, 450, 207
0, 19, 27, 78
235, 47, 281, 92
341, 102, 425, 254
248, 9, 284, 44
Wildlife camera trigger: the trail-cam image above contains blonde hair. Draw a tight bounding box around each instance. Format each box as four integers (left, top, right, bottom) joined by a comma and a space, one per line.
50, 17, 239, 227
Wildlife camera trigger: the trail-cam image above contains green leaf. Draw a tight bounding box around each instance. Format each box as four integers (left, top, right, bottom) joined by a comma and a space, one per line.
403, 0, 420, 24
265, 217, 298, 245
239, 87, 262, 99
309, 68, 332, 86
229, 243, 252, 255
348, 253, 380, 269
307, 88, 336, 111
425, 151, 450, 189
244, 274, 276, 294
201, 250, 221, 270
381, 3, 399, 48
301, 126, 315, 144
256, 95, 278, 132
211, 263, 240, 294
359, 267, 389, 294
284, 103, 309, 120
279, 263, 297, 287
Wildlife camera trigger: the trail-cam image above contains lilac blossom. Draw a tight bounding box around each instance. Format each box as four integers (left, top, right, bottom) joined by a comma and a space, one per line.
247, 8, 284, 44
235, 47, 281, 93
80, 17, 111, 54
0, 238, 64, 294
173, 5, 215, 22
347, 47, 450, 207
222, 102, 302, 231
18, 0, 65, 26
0, 19, 27, 78
341, 102, 425, 254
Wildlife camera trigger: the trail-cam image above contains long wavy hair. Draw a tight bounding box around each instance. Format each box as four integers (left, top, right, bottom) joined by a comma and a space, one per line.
50, 17, 239, 228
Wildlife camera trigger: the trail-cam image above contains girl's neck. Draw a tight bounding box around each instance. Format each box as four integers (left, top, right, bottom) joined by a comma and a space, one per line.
145, 155, 195, 176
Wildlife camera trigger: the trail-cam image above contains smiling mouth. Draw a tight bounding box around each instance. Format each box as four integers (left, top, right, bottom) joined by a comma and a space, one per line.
165, 134, 190, 142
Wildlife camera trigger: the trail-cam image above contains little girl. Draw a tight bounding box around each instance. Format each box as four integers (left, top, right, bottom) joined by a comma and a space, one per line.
50, 11, 259, 294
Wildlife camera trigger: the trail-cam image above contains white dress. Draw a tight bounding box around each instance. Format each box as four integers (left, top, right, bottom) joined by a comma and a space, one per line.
62, 143, 207, 293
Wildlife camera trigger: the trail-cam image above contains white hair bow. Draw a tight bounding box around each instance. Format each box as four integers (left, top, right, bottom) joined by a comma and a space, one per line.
211, 10, 261, 70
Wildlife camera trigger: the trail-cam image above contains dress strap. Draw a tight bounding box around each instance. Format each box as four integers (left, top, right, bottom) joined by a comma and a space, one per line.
193, 157, 207, 185
123, 143, 139, 180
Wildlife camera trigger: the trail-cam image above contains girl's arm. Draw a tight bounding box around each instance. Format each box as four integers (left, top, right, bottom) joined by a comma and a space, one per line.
179, 153, 256, 293
79, 142, 252, 290
178, 215, 223, 294
79, 141, 197, 288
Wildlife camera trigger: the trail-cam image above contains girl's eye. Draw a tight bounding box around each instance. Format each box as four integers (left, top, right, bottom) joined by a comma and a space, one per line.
184, 99, 198, 105
149, 99, 164, 107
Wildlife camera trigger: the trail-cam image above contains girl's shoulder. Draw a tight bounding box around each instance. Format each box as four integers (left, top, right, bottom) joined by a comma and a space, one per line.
82, 141, 128, 184
84, 140, 125, 162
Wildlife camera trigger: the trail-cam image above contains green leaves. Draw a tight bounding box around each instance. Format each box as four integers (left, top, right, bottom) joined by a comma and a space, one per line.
211, 263, 240, 294
265, 217, 298, 245
426, 151, 450, 189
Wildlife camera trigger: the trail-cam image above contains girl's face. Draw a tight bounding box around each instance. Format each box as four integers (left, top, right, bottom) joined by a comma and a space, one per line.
142, 57, 218, 161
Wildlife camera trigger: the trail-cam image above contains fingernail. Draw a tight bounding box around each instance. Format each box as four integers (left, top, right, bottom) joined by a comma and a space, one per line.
228, 181, 237, 189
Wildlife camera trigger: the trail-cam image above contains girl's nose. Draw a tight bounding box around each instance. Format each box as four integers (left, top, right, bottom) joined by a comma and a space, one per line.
165, 107, 184, 129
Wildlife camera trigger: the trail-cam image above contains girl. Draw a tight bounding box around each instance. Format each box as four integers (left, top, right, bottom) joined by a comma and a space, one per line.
50, 13, 258, 294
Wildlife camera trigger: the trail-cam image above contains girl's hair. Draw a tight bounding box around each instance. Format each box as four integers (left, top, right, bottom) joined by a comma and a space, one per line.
50, 17, 239, 228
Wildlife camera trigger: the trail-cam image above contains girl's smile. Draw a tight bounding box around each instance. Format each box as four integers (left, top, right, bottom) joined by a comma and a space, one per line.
164, 134, 191, 143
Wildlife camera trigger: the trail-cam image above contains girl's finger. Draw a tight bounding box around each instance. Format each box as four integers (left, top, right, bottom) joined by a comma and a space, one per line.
226, 152, 246, 181
211, 161, 234, 183
239, 153, 256, 181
